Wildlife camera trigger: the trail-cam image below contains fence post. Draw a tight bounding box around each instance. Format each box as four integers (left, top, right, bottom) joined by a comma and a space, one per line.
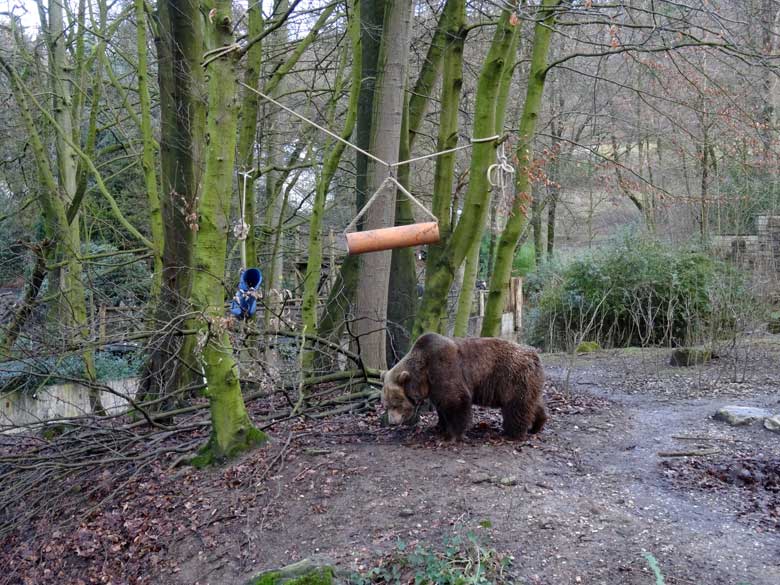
512, 277, 523, 331
98, 305, 107, 345
328, 228, 336, 291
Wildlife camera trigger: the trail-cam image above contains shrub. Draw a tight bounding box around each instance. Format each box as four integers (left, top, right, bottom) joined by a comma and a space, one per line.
526, 235, 751, 351
0, 350, 143, 393
83, 243, 151, 307
512, 241, 535, 277
0, 222, 30, 286
350, 534, 513, 585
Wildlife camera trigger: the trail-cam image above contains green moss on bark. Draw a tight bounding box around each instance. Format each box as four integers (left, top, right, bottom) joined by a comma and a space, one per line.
191, 425, 268, 468
250, 566, 334, 585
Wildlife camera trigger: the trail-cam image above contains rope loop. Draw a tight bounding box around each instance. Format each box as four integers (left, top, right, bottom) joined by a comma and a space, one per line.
487, 142, 516, 196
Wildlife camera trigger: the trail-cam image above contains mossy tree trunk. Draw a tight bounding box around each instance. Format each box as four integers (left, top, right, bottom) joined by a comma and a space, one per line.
413, 5, 518, 338
134, 0, 164, 306
453, 24, 519, 337
139, 0, 206, 407
34, 0, 99, 404
236, 0, 264, 267
190, 1, 266, 465
481, 0, 562, 337
301, 2, 361, 373
422, 0, 466, 335
0, 57, 90, 379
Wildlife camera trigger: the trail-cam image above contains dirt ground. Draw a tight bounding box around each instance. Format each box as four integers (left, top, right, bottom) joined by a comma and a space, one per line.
3, 337, 779, 585
167, 336, 780, 585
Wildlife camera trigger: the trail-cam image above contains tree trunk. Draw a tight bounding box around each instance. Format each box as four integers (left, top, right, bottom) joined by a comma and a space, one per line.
387, 98, 417, 364
313, 0, 385, 361
190, 2, 265, 465
353, 0, 412, 369
236, 0, 264, 267
139, 0, 205, 407
302, 6, 361, 373
481, 0, 561, 338
41, 0, 98, 401
413, 5, 517, 339
135, 0, 164, 305
453, 24, 519, 337
422, 0, 466, 335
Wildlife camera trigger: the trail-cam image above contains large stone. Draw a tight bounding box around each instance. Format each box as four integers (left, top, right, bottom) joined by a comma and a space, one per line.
764, 415, 780, 433
768, 313, 780, 335
670, 348, 713, 367
576, 341, 601, 353
713, 406, 771, 427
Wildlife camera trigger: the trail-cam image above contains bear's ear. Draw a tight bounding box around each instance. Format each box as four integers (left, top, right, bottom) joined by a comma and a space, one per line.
398, 371, 410, 385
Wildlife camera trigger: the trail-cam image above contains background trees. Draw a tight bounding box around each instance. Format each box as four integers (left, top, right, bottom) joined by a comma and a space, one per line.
0, 0, 778, 462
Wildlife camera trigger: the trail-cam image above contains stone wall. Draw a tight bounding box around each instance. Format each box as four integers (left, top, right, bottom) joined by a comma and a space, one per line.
1, 378, 137, 432
713, 215, 779, 280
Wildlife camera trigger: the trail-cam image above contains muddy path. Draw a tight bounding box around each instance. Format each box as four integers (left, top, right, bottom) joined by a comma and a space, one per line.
171, 339, 780, 585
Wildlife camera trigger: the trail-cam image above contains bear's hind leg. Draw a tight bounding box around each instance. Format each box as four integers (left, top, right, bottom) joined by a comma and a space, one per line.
502, 398, 534, 441
529, 402, 547, 434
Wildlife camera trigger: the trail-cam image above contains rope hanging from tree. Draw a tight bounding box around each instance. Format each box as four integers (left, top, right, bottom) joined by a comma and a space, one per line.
237, 82, 513, 255
230, 170, 261, 319
487, 142, 516, 203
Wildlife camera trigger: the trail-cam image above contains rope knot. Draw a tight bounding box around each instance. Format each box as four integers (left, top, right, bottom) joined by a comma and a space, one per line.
487, 142, 516, 193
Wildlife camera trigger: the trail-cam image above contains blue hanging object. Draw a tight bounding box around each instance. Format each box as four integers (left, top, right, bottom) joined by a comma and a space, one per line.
230, 267, 262, 319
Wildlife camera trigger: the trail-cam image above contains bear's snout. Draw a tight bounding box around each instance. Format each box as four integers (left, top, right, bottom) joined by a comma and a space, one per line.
386, 409, 407, 426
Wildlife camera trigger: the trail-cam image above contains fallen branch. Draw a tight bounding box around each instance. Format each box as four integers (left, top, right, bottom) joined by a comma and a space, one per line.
671, 435, 747, 443
657, 449, 720, 458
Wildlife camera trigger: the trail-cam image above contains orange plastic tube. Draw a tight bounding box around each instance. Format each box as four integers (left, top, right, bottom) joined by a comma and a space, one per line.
345, 221, 440, 255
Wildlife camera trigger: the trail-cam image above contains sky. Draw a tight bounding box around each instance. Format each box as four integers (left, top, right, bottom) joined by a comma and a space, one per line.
3, 0, 39, 31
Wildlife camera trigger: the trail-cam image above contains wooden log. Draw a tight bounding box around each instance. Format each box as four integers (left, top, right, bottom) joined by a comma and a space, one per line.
344, 221, 440, 255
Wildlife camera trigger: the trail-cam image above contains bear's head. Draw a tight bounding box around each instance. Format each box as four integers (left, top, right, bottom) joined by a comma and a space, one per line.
381, 367, 427, 425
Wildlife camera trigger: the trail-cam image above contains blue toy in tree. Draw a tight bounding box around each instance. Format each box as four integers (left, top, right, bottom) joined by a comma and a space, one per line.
231, 268, 262, 319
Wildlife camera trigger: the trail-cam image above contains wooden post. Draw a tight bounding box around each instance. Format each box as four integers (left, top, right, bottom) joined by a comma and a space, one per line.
294, 227, 302, 289
512, 277, 523, 331
328, 228, 336, 291
98, 305, 107, 345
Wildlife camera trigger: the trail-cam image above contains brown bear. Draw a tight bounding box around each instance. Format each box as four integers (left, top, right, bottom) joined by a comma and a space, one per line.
381, 332, 547, 441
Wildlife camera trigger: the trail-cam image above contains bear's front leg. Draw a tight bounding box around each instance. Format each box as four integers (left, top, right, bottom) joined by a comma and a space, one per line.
435, 392, 472, 441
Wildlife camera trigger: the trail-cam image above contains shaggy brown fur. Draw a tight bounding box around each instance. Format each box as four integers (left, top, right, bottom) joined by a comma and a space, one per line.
382, 332, 547, 441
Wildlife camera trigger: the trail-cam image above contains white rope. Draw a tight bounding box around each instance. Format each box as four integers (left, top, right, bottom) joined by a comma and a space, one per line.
392, 135, 500, 167
239, 82, 388, 167
239, 81, 509, 234
487, 142, 515, 202
344, 175, 437, 234
235, 170, 252, 269
239, 81, 500, 171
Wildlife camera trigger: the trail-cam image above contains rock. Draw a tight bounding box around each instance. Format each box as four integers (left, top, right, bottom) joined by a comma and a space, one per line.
470, 472, 492, 484
713, 406, 771, 426
576, 341, 601, 353
769, 317, 780, 334
670, 347, 713, 367
499, 476, 518, 487
248, 558, 337, 585
764, 415, 780, 433
398, 508, 415, 517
